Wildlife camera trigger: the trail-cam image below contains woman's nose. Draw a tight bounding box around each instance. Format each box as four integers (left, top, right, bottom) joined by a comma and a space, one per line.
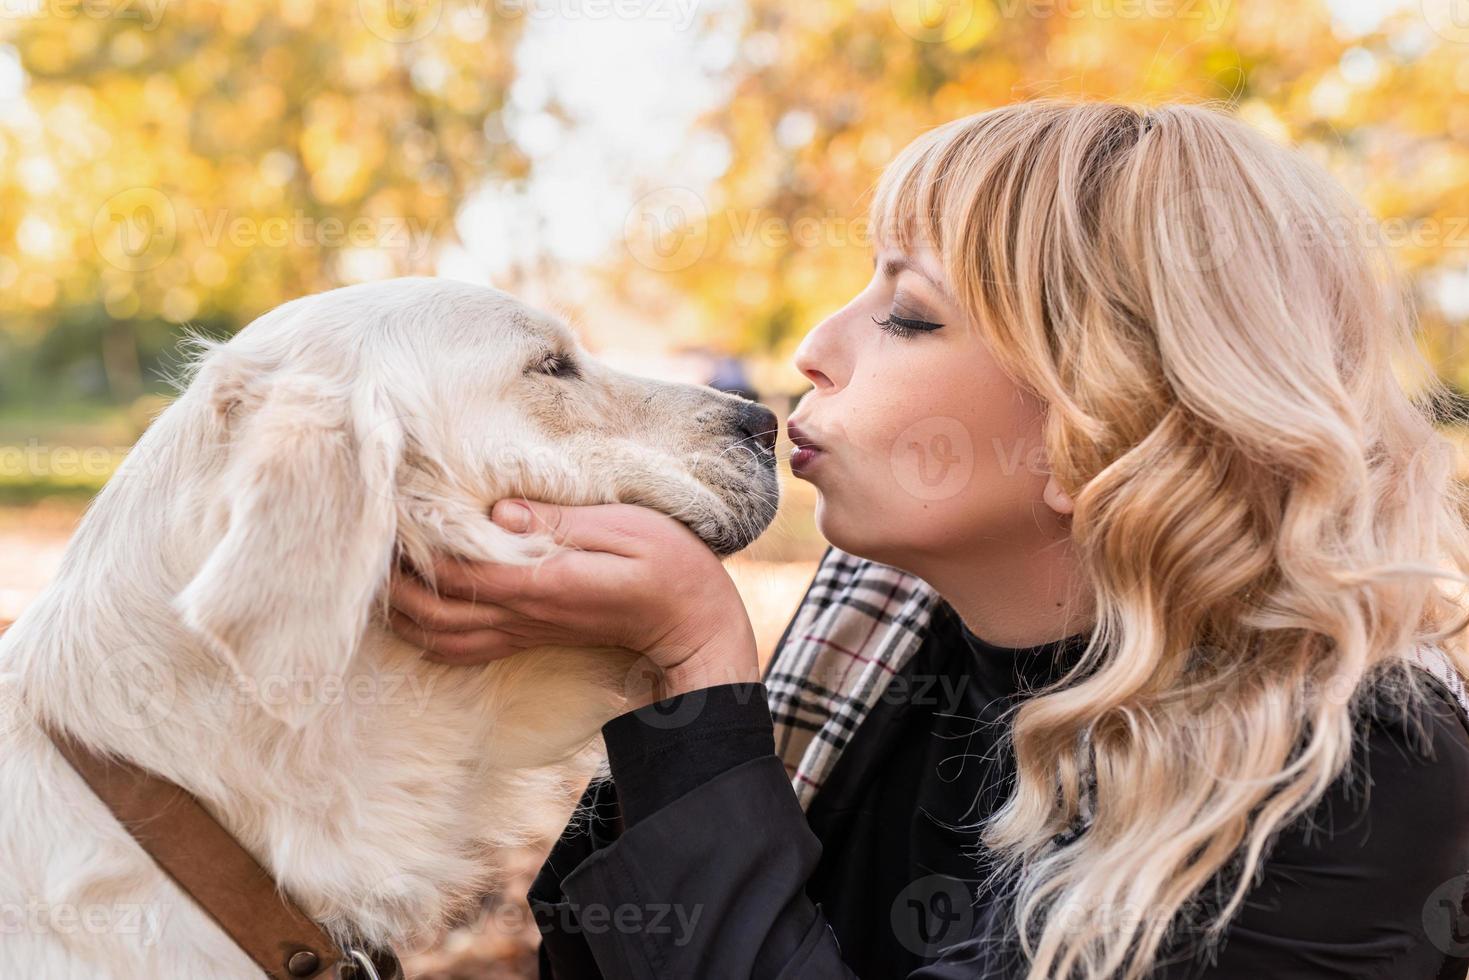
798, 364, 834, 390
793, 330, 836, 391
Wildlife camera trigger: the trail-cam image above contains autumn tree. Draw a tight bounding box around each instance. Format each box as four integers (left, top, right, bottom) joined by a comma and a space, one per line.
617, 0, 1469, 391
0, 0, 529, 402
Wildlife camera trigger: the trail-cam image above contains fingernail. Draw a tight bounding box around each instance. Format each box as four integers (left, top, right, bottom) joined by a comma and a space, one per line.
496, 501, 531, 533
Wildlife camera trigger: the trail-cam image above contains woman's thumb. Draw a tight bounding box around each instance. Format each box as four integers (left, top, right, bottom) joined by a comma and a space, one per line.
490, 498, 640, 554
491, 498, 536, 534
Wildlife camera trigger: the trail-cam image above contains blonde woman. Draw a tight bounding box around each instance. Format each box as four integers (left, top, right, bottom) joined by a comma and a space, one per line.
389, 101, 1469, 978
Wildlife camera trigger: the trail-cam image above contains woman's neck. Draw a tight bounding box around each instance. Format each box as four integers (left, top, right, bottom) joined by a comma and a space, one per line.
903, 537, 1095, 648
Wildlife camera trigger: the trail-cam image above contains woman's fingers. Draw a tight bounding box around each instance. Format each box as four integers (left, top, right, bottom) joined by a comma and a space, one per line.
389, 567, 508, 631
394, 501, 734, 671
387, 609, 520, 665
428, 544, 623, 605
424, 501, 686, 604
425, 556, 517, 604
430, 556, 526, 604
389, 563, 575, 660
490, 499, 655, 557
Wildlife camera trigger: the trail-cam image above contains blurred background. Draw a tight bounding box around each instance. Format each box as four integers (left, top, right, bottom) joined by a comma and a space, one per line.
1, 0, 1467, 974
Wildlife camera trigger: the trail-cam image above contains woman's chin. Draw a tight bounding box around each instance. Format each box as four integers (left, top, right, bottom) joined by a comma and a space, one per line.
813, 499, 869, 559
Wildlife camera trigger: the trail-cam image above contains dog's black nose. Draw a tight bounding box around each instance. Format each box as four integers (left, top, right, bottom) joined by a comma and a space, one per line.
735, 401, 779, 454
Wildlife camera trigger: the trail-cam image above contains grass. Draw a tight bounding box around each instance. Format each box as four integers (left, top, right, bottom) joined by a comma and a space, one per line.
0, 399, 167, 505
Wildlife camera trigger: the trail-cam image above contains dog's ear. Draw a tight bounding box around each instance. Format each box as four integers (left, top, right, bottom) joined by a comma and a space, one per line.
176, 362, 402, 730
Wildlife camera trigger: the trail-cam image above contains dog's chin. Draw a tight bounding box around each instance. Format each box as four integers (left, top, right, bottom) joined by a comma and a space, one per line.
686, 468, 781, 557
700, 522, 767, 558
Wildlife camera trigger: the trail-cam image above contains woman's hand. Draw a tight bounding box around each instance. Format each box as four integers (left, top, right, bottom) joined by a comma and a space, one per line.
387, 499, 759, 700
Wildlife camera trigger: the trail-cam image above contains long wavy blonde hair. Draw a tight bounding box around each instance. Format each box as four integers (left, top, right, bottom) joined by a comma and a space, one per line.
871, 99, 1469, 978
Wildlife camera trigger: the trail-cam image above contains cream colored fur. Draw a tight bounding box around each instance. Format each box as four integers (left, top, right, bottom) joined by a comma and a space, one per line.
0, 277, 778, 978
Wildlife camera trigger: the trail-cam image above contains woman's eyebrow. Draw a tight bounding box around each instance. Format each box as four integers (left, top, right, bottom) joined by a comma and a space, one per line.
877, 255, 953, 304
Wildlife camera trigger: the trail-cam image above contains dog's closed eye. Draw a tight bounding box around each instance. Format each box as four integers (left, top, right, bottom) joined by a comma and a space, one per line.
530, 350, 580, 380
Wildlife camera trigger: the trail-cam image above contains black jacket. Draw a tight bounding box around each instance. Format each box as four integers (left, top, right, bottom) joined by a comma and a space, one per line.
528, 600, 1469, 979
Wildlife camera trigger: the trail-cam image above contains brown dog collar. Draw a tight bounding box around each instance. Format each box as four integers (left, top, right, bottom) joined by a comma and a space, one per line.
43, 723, 402, 980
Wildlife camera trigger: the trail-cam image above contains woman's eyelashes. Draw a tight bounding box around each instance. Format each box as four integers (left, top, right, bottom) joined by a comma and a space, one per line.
871, 311, 944, 338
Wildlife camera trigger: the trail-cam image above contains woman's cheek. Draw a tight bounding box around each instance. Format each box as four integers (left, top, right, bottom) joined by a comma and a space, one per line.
811, 427, 992, 562
876, 396, 1041, 542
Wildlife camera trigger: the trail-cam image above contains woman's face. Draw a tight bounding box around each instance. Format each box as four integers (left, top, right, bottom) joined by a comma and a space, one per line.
788, 243, 1062, 570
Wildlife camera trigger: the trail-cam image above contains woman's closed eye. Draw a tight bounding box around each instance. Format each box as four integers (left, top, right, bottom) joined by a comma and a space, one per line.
872, 311, 944, 338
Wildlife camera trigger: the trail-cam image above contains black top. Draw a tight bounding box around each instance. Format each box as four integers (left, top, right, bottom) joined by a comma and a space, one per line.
799, 601, 1093, 976
529, 599, 1469, 978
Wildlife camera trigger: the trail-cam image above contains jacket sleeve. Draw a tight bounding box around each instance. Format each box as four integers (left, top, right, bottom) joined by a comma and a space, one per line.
527, 681, 847, 978
529, 682, 999, 980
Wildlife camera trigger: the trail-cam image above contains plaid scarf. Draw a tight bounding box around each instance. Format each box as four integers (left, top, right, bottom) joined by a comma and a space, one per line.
763, 545, 1469, 812
763, 545, 944, 808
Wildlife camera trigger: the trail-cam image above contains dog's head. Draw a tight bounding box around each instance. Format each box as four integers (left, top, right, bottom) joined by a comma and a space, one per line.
169, 278, 779, 727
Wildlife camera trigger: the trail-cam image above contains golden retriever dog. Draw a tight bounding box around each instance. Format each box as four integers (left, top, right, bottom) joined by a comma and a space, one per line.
0, 278, 780, 978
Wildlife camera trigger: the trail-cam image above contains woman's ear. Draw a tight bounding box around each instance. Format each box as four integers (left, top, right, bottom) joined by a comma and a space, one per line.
1043, 472, 1075, 517
175, 364, 402, 730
